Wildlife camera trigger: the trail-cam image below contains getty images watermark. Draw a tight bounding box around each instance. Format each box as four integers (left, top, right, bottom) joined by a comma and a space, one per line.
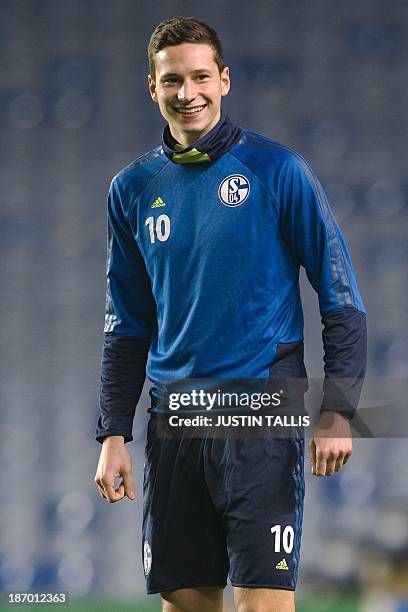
162, 388, 310, 435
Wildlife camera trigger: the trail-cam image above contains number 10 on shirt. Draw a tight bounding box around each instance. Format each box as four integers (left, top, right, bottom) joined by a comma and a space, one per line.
146, 215, 171, 243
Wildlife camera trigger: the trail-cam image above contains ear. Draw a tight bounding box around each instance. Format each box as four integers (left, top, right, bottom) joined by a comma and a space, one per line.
148, 74, 158, 103
220, 66, 230, 97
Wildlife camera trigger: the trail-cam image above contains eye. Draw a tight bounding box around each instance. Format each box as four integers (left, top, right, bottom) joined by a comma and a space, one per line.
196, 74, 210, 81
163, 77, 179, 85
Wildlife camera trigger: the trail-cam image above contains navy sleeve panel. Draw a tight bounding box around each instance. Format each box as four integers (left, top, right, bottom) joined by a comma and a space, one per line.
104, 179, 156, 336
96, 334, 149, 443
321, 308, 367, 419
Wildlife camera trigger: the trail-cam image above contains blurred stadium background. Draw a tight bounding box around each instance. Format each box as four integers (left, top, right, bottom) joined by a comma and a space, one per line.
1, 1, 407, 610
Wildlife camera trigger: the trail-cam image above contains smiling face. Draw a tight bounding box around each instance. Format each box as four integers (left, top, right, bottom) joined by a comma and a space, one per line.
148, 43, 230, 147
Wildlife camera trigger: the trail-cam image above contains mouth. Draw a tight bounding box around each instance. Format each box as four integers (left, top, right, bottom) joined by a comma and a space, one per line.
173, 104, 207, 117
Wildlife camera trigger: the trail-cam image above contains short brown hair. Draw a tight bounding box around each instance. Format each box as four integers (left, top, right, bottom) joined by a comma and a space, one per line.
148, 16, 225, 77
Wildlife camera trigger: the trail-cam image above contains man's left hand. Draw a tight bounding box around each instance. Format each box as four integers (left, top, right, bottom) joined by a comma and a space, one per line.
308, 410, 352, 477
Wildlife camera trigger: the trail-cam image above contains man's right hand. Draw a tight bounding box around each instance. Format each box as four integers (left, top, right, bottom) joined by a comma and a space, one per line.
94, 435, 136, 503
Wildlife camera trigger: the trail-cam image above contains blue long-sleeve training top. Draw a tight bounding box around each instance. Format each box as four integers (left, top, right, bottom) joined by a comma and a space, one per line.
96, 114, 366, 442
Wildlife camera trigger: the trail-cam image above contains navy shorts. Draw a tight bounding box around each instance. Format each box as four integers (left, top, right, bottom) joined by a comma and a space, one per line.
142, 416, 305, 594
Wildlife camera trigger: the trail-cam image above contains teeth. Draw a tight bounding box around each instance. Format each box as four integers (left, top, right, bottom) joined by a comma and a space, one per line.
176, 105, 205, 114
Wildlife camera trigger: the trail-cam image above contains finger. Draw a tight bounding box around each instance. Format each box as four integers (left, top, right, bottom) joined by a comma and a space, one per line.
96, 476, 111, 501
325, 455, 337, 476
97, 484, 106, 499
103, 478, 123, 503
309, 440, 316, 475
111, 476, 129, 502
115, 481, 126, 500
335, 452, 347, 472
107, 489, 124, 503
95, 476, 107, 500
122, 471, 136, 500
343, 451, 352, 465
315, 453, 327, 477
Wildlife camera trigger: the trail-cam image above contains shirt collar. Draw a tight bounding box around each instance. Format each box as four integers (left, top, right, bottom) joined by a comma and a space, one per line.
162, 113, 242, 164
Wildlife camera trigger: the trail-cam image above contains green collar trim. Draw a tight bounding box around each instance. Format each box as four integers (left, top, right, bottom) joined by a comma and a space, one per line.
172, 146, 211, 164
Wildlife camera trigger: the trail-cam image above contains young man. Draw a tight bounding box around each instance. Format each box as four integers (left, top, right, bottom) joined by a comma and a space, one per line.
94, 17, 366, 612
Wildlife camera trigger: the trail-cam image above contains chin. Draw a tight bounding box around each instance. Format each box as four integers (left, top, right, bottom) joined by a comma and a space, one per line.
181, 115, 217, 134
183, 121, 208, 132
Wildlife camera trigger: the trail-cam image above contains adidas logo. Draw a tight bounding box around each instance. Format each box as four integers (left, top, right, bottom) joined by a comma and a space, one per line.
151, 196, 166, 208
275, 558, 289, 571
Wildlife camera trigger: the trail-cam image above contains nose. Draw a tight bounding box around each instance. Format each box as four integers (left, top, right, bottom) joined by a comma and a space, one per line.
177, 79, 196, 103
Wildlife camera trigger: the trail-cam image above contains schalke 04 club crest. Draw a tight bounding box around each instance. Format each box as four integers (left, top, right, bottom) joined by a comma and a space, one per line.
218, 174, 250, 207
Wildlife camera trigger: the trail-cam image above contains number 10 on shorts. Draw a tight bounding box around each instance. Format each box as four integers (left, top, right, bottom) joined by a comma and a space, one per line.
270, 524, 294, 553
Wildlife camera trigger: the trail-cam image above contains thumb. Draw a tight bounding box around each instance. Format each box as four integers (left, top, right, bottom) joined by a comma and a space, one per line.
122, 471, 136, 500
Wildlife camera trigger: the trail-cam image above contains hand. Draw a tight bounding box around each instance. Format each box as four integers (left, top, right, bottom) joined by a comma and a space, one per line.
94, 435, 136, 502
308, 411, 352, 477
